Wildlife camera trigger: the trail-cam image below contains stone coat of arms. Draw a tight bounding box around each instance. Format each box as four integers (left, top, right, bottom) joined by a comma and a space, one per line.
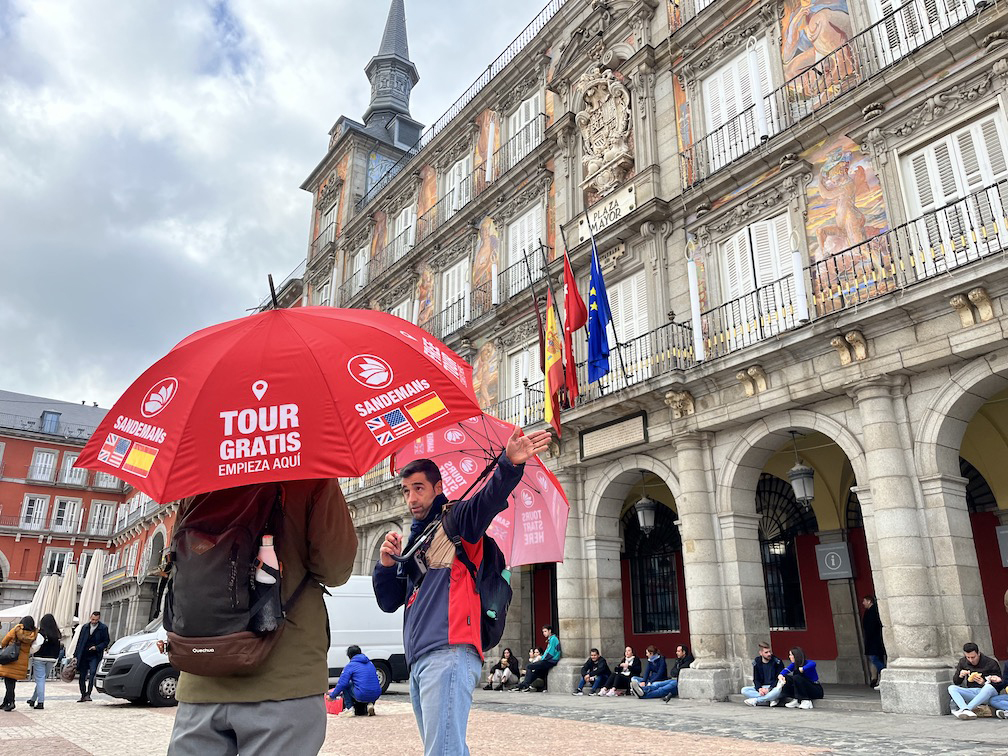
575, 65, 634, 198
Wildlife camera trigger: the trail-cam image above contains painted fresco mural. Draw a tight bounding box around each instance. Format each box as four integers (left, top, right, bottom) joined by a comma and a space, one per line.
779, 0, 857, 117
370, 210, 388, 262
417, 164, 438, 238
805, 135, 890, 314
472, 340, 500, 410
473, 216, 500, 295
475, 109, 501, 194
415, 263, 436, 326
546, 159, 557, 260
667, 0, 682, 30
366, 151, 397, 194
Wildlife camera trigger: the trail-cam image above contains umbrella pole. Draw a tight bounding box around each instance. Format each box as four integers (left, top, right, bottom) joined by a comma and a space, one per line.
268, 274, 279, 309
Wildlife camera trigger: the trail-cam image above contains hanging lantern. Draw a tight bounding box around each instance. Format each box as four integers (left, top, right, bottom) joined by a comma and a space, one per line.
634, 471, 658, 533
787, 431, 815, 505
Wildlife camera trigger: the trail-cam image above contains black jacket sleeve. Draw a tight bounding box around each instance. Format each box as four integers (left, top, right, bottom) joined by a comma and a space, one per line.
451, 454, 524, 543
630, 657, 642, 676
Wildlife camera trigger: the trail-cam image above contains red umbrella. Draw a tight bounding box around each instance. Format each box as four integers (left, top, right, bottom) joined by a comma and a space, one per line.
75, 307, 481, 503
394, 413, 569, 566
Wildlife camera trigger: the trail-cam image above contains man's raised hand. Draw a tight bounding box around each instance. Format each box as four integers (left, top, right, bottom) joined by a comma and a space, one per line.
505, 425, 552, 466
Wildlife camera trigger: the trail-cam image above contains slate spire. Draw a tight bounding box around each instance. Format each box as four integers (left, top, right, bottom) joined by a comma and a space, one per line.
363, 0, 419, 124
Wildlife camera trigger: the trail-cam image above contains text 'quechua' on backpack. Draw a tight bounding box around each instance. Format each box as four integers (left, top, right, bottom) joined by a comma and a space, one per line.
440, 505, 512, 652
162, 484, 310, 676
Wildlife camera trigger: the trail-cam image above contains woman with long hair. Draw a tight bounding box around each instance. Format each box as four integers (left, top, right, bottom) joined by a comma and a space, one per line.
0, 616, 38, 711
599, 646, 641, 697
28, 614, 61, 709
485, 647, 520, 690
778, 646, 824, 709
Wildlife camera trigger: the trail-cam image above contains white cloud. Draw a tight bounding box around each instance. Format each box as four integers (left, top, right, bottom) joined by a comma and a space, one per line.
0, 0, 550, 406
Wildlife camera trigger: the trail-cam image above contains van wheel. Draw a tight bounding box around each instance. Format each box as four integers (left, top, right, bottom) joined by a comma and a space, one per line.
374, 661, 392, 694
145, 667, 179, 707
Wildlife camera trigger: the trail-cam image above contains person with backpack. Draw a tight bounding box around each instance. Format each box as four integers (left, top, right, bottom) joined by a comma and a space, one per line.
167, 478, 356, 756
374, 425, 550, 756
327, 644, 382, 716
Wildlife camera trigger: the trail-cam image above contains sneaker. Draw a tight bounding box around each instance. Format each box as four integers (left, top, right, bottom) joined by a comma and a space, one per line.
630, 680, 643, 698
995, 709, 1008, 719
744, 698, 758, 707
366, 703, 375, 717
784, 699, 800, 708
597, 688, 608, 696
873, 685, 881, 691
33, 703, 43, 710
769, 700, 779, 707
573, 690, 583, 696
483, 684, 492, 691
952, 708, 977, 720
799, 700, 813, 710
606, 689, 616, 697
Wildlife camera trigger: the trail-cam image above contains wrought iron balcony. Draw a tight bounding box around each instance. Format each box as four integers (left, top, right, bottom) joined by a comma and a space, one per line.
699, 275, 802, 361
497, 243, 548, 302
0, 412, 97, 441
368, 227, 415, 282
309, 222, 336, 262
337, 268, 368, 306
680, 0, 979, 189
415, 114, 548, 247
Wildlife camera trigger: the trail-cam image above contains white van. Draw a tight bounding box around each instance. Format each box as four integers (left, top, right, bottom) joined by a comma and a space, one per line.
96, 575, 406, 706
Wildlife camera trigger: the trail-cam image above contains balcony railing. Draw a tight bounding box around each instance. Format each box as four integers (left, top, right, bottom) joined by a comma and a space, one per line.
498, 243, 548, 302
416, 114, 548, 247
339, 461, 397, 497
700, 276, 801, 361
337, 268, 367, 306
680, 0, 978, 188
309, 222, 336, 262
354, 1, 566, 214
257, 259, 305, 310
369, 227, 416, 282
0, 412, 97, 441
810, 179, 1008, 315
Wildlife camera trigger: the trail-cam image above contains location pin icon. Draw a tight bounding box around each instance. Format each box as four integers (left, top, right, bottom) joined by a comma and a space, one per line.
252, 380, 268, 401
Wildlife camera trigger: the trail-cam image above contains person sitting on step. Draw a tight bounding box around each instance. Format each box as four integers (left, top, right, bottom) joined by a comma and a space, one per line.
598, 646, 641, 697
742, 642, 786, 707
485, 648, 520, 691
516, 626, 561, 692
630, 646, 668, 698
777, 647, 824, 710
573, 648, 610, 696
948, 642, 1003, 720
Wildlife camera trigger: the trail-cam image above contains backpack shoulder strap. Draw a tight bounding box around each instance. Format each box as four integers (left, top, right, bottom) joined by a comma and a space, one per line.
441, 506, 478, 580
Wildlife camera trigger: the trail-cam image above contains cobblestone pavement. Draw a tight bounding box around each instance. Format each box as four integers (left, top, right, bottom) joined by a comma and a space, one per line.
0, 680, 1005, 755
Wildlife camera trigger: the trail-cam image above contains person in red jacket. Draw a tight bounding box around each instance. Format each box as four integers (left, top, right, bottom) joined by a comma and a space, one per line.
373, 425, 549, 756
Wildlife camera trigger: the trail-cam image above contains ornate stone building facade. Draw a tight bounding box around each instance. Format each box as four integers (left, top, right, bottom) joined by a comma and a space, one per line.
290, 0, 1008, 715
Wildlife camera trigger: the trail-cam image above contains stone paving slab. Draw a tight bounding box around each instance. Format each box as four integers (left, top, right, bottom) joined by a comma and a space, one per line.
0, 679, 1004, 755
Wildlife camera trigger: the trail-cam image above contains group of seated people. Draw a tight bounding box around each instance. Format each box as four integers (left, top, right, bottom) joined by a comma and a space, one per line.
574, 644, 695, 701
947, 642, 1008, 720
483, 625, 563, 692
741, 642, 824, 709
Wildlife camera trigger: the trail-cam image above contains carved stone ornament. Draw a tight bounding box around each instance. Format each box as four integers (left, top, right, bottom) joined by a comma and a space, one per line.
861, 68, 998, 163
319, 171, 342, 208
434, 134, 475, 172
968, 287, 995, 322
681, 21, 761, 80
495, 176, 550, 224
499, 72, 542, 114
832, 330, 868, 364
498, 318, 539, 348
664, 390, 695, 419
575, 65, 635, 198
862, 102, 885, 121
698, 171, 810, 240
950, 294, 976, 328
377, 275, 418, 311
430, 235, 473, 272
737, 370, 756, 397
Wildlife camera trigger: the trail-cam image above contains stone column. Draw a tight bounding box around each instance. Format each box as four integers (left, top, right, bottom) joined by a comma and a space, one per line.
852, 379, 956, 714
718, 509, 771, 684
674, 433, 734, 700
818, 530, 866, 684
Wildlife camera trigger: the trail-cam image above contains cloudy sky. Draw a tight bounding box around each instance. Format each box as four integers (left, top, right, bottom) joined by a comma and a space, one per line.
0, 0, 549, 408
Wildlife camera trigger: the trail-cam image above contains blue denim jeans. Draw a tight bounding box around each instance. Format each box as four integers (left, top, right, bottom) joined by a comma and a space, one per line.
410, 645, 482, 756
867, 655, 886, 676
641, 678, 678, 699
989, 694, 1008, 711
30, 659, 56, 703
742, 682, 784, 704
949, 683, 997, 711
79, 655, 100, 696
577, 675, 603, 693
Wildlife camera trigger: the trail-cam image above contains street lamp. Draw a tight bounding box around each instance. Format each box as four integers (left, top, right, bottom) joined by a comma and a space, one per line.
787, 430, 815, 507
634, 471, 658, 533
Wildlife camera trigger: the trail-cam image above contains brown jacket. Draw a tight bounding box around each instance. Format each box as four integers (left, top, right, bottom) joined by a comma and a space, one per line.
176, 478, 357, 703
0, 624, 38, 680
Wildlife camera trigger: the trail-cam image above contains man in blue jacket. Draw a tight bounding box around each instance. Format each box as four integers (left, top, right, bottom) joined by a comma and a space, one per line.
374, 425, 550, 756
327, 645, 382, 716
74, 611, 109, 702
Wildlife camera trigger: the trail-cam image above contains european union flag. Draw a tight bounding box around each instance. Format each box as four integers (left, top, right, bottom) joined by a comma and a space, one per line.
587, 238, 612, 383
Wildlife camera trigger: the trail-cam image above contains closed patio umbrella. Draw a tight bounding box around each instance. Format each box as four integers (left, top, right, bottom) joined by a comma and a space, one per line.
29, 574, 60, 625
70, 550, 106, 658
54, 562, 79, 638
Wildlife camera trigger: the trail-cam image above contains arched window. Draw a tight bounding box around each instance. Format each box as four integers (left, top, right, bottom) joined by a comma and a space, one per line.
961, 458, 997, 513
622, 503, 682, 633
757, 474, 818, 631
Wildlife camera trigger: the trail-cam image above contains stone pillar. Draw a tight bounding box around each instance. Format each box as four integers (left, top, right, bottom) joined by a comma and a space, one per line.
673, 433, 733, 700
919, 474, 991, 657
717, 509, 770, 685
818, 530, 866, 685
852, 379, 959, 714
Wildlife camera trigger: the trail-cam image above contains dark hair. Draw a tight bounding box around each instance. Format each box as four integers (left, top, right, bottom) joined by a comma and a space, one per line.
758, 641, 771, 650
541, 624, 553, 634
39, 614, 59, 642
91, 611, 100, 619
502, 647, 512, 657
399, 459, 441, 486
862, 595, 875, 604
590, 648, 600, 655
677, 644, 689, 656
646, 645, 658, 655
790, 646, 807, 667
347, 645, 362, 658
19, 616, 35, 632
964, 642, 980, 654
530, 647, 541, 655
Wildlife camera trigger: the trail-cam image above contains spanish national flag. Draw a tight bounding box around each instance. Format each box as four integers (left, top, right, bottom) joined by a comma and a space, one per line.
544, 290, 564, 437
121, 442, 159, 478
404, 392, 449, 427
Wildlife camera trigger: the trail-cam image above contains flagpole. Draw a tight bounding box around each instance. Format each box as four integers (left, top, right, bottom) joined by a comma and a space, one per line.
581, 214, 632, 383
536, 239, 564, 327
521, 250, 547, 374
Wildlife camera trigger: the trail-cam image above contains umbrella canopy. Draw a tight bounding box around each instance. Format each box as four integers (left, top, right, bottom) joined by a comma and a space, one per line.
395, 413, 570, 566
74, 307, 481, 503
70, 549, 105, 657
0, 602, 35, 621
29, 574, 60, 625
54, 562, 79, 638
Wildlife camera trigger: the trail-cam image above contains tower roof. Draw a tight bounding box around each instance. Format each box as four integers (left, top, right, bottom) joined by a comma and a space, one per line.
377, 0, 410, 61
363, 0, 419, 127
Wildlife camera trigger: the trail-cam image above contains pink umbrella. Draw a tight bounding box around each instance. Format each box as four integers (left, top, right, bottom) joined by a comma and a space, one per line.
395, 413, 569, 566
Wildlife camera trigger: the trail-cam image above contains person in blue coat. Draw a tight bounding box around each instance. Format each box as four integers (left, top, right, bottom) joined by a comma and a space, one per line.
630, 646, 668, 698
327, 646, 382, 716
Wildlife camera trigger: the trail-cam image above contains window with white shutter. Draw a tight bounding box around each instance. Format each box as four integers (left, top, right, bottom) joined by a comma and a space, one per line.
311, 281, 331, 307
507, 93, 542, 170
717, 211, 795, 348
503, 344, 543, 426
903, 112, 1008, 278
21, 495, 48, 530
504, 203, 544, 298
868, 0, 975, 62
701, 39, 774, 172
604, 270, 650, 389
389, 298, 412, 323
445, 155, 473, 219
441, 258, 471, 335
51, 498, 79, 533
61, 452, 88, 486
351, 246, 369, 294
392, 205, 416, 262
28, 449, 57, 481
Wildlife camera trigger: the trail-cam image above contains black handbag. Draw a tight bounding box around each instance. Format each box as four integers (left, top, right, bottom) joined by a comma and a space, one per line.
0, 641, 20, 664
